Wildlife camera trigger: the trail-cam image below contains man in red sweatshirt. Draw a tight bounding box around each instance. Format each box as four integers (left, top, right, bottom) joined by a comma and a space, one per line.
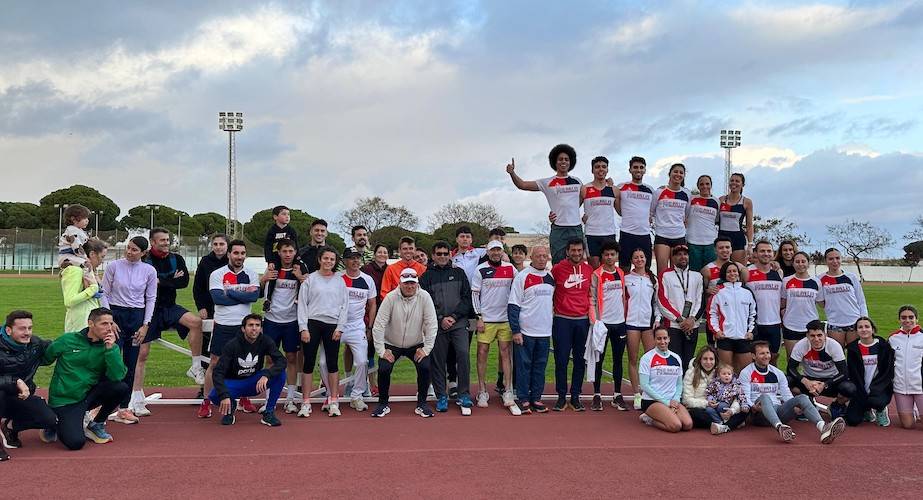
550, 238, 594, 411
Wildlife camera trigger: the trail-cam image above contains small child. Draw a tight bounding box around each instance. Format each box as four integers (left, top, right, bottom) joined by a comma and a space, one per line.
263, 205, 299, 312
705, 364, 747, 435
58, 204, 91, 268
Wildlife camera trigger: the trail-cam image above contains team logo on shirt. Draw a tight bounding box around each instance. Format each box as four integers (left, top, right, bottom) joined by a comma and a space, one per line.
237, 353, 259, 376
820, 274, 854, 294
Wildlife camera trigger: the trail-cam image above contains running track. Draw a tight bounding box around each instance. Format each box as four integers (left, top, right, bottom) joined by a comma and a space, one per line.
4, 386, 922, 499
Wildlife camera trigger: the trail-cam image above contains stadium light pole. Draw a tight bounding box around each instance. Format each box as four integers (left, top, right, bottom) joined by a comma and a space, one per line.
54, 203, 69, 240
719, 130, 741, 195
147, 204, 159, 230
218, 112, 243, 238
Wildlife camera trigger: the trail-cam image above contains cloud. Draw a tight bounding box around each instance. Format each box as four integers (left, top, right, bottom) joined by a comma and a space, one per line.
605, 111, 728, 152
765, 113, 841, 137
844, 117, 917, 139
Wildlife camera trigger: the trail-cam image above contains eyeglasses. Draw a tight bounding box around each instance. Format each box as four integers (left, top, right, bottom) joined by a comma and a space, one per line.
434, 252, 450, 256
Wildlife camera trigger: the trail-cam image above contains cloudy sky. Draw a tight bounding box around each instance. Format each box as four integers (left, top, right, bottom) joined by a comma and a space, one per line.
1, 0, 921, 253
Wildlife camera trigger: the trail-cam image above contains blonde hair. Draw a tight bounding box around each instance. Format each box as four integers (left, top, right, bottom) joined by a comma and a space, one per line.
717, 363, 734, 376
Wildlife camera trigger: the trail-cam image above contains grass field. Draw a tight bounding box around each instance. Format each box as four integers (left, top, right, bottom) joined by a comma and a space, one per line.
1, 276, 919, 391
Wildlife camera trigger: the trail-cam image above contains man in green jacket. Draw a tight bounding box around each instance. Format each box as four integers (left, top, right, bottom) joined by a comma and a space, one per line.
43, 307, 129, 450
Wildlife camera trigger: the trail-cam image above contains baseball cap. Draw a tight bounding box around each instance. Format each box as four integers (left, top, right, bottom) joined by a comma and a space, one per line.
399, 268, 419, 283
671, 245, 689, 255
486, 240, 504, 250
342, 246, 361, 259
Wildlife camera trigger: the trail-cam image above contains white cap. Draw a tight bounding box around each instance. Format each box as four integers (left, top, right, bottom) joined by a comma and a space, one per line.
486, 240, 504, 250
399, 268, 419, 283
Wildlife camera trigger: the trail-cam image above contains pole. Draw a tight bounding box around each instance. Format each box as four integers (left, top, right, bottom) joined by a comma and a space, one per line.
227, 131, 233, 237
95, 211, 100, 236
177, 215, 182, 247
724, 148, 732, 196
13, 228, 18, 275
150, 207, 155, 230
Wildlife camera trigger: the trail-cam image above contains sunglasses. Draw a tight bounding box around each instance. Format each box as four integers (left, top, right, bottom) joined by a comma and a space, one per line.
434, 252, 450, 256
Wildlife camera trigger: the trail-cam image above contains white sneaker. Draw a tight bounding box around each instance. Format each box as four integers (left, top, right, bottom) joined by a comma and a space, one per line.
710, 422, 729, 435
633, 393, 642, 411
321, 398, 330, 413
186, 365, 205, 385
477, 391, 489, 408
501, 391, 516, 408
427, 385, 436, 399
111, 408, 139, 425
328, 402, 341, 417
639, 413, 654, 426
284, 401, 299, 414
350, 398, 368, 412
132, 402, 151, 417
297, 402, 312, 418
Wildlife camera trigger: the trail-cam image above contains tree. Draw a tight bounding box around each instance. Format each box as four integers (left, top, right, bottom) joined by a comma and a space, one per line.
826, 220, 894, 282
38, 185, 121, 231
336, 197, 418, 234
120, 205, 203, 238
431, 222, 489, 247
903, 241, 923, 282
243, 208, 345, 256
427, 202, 506, 232
905, 215, 923, 242
0, 202, 43, 229
368, 225, 435, 257
753, 215, 809, 247
192, 212, 228, 237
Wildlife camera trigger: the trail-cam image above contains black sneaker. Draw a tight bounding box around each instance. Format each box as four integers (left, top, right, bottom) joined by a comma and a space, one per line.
553, 397, 567, 412
415, 404, 434, 418
260, 411, 282, 427
590, 395, 603, 411
612, 394, 629, 411
221, 400, 237, 425
371, 404, 391, 418
570, 398, 586, 412
1, 419, 22, 449
532, 401, 549, 413
448, 384, 458, 400
195, 387, 205, 400
262, 300, 272, 312
517, 401, 532, 414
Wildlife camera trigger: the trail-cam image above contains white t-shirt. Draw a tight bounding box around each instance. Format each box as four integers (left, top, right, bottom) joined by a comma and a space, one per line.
537, 175, 583, 227
650, 186, 691, 239
341, 271, 377, 331
508, 268, 555, 337
746, 265, 783, 326
583, 184, 618, 236
686, 196, 720, 245
592, 269, 627, 325
639, 349, 682, 401
471, 261, 516, 323
618, 182, 654, 236
263, 265, 304, 324
209, 265, 260, 326
790, 338, 845, 379
781, 275, 823, 332
819, 272, 868, 327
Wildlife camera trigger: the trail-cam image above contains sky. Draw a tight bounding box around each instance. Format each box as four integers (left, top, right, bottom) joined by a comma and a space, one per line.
1, 0, 921, 254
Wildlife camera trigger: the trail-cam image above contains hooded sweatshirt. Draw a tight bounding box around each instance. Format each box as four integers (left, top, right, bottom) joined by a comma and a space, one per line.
193, 251, 229, 317
550, 259, 593, 319
372, 288, 437, 356
212, 331, 286, 401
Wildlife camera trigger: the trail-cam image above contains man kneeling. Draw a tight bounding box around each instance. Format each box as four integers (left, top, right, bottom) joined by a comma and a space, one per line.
739, 340, 845, 444
211, 314, 286, 426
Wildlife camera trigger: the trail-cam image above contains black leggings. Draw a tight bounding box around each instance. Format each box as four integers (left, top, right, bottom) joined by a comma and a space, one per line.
845, 389, 892, 426
52, 379, 129, 451
302, 319, 340, 374
0, 392, 57, 433
593, 323, 627, 394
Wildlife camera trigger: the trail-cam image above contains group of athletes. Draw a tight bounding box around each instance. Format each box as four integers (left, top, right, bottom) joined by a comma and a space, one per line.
1, 144, 921, 460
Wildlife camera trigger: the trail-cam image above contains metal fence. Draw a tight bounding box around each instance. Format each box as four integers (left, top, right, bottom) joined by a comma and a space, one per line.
0, 228, 211, 272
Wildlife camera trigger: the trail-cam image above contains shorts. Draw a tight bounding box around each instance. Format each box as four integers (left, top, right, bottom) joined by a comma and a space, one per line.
754, 324, 782, 353
262, 319, 300, 353
144, 304, 190, 343
478, 322, 513, 344
894, 393, 923, 414
549, 224, 585, 264
586, 235, 617, 258
782, 327, 805, 341
718, 230, 747, 251
618, 231, 652, 269
653, 235, 687, 247
716, 338, 751, 354
826, 324, 854, 333
209, 323, 240, 355
627, 324, 654, 332
640, 399, 659, 412
688, 243, 716, 274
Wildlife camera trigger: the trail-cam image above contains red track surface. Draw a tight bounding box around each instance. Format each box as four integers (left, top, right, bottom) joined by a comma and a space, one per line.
4, 385, 922, 499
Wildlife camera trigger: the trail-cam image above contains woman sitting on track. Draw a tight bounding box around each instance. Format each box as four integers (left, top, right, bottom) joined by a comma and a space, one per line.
638, 327, 692, 433
624, 248, 659, 410
61, 238, 109, 332
780, 251, 823, 363
888, 305, 923, 430
774, 240, 798, 277
709, 262, 756, 373
845, 317, 893, 427
820, 248, 868, 347
682, 345, 718, 429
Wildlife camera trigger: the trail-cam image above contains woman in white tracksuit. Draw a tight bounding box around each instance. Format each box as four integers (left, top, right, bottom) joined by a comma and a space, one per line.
889, 305, 923, 430
709, 262, 756, 373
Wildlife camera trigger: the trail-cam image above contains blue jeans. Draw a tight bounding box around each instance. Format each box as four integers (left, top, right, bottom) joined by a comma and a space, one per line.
552, 317, 589, 399
209, 370, 286, 410
705, 402, 731, 423
514, 335, 550, 404
754, 394, 823, 427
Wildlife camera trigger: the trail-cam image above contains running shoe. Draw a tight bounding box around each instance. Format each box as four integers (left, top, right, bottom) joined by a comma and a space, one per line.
633, 393, 642, 411
328, 402, 341, 417
448, 381, 458, 400
261, 411, 282, 427
284, 401, 298, 414
495, 373, 506, 395
553, 397, 567, 412
40, 429, 57, 443
501, 391, 516, 408
864, 409, 876, 423
591, 394, 603, 411
321, 397, 330, 413
612, 394, 629, 411
776, 423, 795, 443
518, 401, 532, 414
112, 408, 139, 425
710, 422, 729, 435
186, 365, 206, 385
570, 397, 586, 412
1, 419, 21, 449
829, 402, 846, 420
639, 413, 654, 426
876, 409, 891, 427
258, 403, 268, 415
427, 385, 436, 400
84, 422, 113, 443
477, 390, 490, 408
457, 394, 474, 409
415, 404, 435, 418
131, 402, 151, 417
196, 400, 212, 418
821, 417, 846, 444
350, 398, 368, 412
436, 395, 449, 412
221, 412, 236, 426
532, 401, 548, 413
371, 404, 390, 418
239, 397, 257, 414
297, 402, 312, 418
195, 387, 205, 400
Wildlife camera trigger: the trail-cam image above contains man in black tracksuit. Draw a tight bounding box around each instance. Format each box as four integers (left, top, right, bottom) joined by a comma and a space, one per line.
192, 234, 230, 395
419, 241, 473, 411
0, 311, 57, 461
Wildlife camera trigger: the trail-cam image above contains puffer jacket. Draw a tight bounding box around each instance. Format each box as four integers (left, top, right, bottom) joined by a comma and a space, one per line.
681, 362, 711, 409
419, 262, 472, 332
0, 334, 51, 393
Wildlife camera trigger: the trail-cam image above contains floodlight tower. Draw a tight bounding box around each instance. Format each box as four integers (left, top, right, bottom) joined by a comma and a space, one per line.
719, 130, 741, 195
219, 112, 243, 238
